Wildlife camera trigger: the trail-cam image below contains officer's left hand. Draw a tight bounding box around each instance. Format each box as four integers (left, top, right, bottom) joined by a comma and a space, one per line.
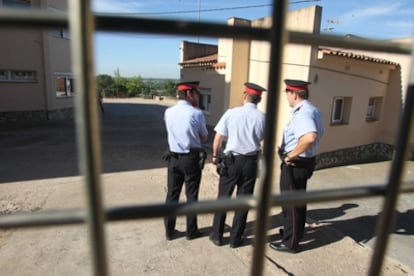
284, 156, 295, 166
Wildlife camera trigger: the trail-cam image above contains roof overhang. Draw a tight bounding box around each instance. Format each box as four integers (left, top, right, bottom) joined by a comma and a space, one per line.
318, 48, 399, 69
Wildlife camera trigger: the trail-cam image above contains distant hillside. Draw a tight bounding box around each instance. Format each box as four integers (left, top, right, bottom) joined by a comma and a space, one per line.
142, 78, 179, 83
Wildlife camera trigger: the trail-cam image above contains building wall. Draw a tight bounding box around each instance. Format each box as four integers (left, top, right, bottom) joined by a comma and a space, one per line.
179, 67, 226, 126
0, 29, 46, 111
311, 55, 398, 152
246, 6, 322, 152
45, 30, 73, 111
179, 40, 218, 61
348, 38, 414, 150
350, 38, 413, 102
0, 0, 73, 121
221, 18, 252, 110
377, 67, 404, 144
217, 37, 232, 110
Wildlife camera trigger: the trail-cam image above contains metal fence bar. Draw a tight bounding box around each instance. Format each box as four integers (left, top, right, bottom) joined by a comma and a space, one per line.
0, 8, 67, 28
1, 9, 411, 55
287, 31, 411, 54
68, 1, 108, 276
93, 15, 412, 55
369, 43, 414, 276
251, 0, 288, 274
2, 183, 413, 229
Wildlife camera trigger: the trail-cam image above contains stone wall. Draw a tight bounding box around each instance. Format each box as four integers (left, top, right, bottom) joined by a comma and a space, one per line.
205, 123, 413, 169
315, 143, 396, 170
0, 108, 73, 123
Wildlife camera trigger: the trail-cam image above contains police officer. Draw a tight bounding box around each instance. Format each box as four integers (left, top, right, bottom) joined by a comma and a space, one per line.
164, 81, 209, 241
269, 79, 324, 253
209, 82, 266, 248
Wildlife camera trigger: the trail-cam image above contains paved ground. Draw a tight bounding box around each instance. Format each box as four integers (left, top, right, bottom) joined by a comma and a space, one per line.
0, 97, 413, 275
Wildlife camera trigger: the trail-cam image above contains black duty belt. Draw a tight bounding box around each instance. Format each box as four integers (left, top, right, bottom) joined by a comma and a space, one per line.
296, 156, 315, 162
291, 156, 316, 167
171, 149, 203, 159
234, 154, 258, 160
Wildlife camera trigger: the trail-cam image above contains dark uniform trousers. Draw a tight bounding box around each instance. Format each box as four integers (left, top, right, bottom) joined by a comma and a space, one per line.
165, 153, 202, 237
211, 155, 258, 244
280, 159, 315, 249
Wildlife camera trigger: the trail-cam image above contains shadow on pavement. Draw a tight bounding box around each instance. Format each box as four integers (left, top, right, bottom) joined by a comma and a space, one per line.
309, 206, 414, 243
0, 101, 171, 183
240, 203, 413, 254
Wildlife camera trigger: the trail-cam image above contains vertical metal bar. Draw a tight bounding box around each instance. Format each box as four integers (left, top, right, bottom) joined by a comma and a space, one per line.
369, 42, 414, 276
68, 1, 108, 276
251, 0, 288, 275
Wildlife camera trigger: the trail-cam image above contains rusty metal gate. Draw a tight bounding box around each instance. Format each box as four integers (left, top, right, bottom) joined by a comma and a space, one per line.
1, 1, 413, 275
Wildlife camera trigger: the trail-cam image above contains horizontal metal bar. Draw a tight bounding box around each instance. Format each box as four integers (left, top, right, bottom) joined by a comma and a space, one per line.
0, 209, 85, 228
107, 195, 256, 221
0, 9, 411, 55
1, 183, 413, 229
289, 31, 412, 54
94, 13, 269, 40
94, 15, 411, 54
0, 8, 67, 28
272, 179, 414, 207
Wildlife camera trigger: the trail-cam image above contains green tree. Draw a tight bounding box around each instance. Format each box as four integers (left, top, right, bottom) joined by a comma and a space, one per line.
113, 68, 128, 97
143, 80, 156, 96
96, 74, 114, 97
126, 76, 145, 97
163, 80, 177, 96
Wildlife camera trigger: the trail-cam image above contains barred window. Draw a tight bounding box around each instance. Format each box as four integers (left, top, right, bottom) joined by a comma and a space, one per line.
0, 70, 36, 82
55, 74, 75, 98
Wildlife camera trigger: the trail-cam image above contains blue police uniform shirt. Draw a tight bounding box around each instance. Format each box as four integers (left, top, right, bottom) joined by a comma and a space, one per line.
164, 100, 208, 153
214, 102, 265, 155
281, 100, 324, 158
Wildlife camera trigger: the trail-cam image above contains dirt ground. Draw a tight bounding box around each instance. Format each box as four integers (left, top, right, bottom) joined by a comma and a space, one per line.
0, 98, 413, 275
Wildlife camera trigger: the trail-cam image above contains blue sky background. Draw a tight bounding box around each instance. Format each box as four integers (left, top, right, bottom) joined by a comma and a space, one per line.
92, 0, 414, 79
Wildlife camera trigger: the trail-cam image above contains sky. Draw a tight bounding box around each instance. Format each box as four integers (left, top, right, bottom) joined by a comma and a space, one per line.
92, 0, 414, 79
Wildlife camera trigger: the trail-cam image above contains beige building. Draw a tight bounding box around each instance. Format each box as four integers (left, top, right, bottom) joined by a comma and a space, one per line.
179, 5, 413, 167
0, 0, 73, 121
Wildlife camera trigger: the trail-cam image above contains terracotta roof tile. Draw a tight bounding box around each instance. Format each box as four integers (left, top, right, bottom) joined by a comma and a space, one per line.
318, 48, 399, 66
180, 53, 225, 69
180, 47, 398, 70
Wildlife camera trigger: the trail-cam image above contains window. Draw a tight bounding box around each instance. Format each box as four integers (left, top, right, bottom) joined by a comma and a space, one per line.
0, 70, 8, 81
331, 96, 352, 125
11, 70, 36, 81
332, 97, 344, 123
0, 70, 36, 82
3, 0, 31, 8
199, 89, 211, 113
366, 97, 383, 121
55, 74, 75, 98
